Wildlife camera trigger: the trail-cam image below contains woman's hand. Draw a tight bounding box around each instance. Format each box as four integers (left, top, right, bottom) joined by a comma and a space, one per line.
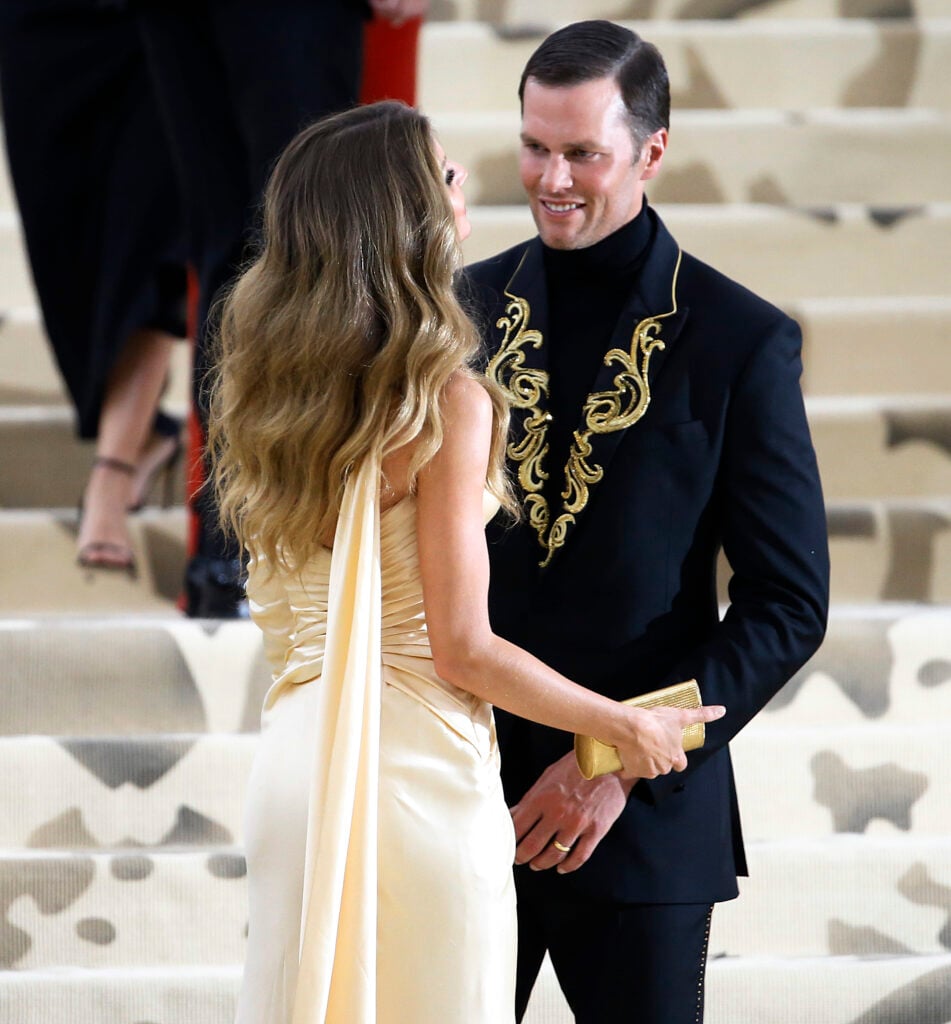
614, 704, 726, 779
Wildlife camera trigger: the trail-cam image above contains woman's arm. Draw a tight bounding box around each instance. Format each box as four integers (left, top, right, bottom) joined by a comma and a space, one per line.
416, 375, 724, 780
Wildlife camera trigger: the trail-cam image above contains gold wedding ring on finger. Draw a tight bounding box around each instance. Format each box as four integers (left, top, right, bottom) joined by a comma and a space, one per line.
552, 839, 573, 854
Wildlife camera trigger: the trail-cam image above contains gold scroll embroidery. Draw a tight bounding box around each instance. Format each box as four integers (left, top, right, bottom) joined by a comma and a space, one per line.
489, 249, 683, 567
486, 281, 552, 539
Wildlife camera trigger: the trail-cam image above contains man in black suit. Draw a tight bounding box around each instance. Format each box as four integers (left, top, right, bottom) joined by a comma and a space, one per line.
463, 21, 830, 1023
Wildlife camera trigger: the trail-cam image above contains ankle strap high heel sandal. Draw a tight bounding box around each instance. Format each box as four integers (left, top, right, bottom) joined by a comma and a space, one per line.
76, 457, 138, 576
129, 434, 184, 513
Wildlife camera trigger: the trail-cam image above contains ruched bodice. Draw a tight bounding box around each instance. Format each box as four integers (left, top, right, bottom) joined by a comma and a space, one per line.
248, 492, 499, 742
236, 470, 515, 1024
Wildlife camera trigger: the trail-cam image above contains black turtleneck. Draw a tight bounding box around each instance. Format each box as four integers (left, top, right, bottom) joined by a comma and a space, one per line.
541, 203, 655, 491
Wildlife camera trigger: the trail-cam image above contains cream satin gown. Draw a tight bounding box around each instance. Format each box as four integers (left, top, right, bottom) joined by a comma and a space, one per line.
234, 456, 517, 1024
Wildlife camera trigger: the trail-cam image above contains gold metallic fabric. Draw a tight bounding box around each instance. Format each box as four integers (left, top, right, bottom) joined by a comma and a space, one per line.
574, 679, 704, 780
488, 249, 683, 567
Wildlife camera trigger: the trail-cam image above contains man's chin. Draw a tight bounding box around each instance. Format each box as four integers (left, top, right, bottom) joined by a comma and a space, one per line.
533, 222, 582, 250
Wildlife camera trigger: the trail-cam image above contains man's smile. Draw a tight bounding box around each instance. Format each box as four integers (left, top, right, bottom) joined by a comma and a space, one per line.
539, 199, 584, 215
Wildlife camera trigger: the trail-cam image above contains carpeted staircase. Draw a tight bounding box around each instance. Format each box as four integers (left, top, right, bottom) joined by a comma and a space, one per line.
2, 1, 951, 1021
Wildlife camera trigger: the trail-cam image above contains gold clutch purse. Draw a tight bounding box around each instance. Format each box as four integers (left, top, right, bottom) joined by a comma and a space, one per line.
574, 679, 705, 780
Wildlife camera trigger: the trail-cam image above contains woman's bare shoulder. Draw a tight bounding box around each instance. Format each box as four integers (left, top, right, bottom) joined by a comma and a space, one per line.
442, 372, 493, 430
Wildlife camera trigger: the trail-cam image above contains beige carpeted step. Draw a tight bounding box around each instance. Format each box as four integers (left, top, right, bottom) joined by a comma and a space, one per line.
0, 213, 34, 308
0, 735, 256, 852
0, 510, 187, 615
432, 108, 951, 205
0, 610, 942, 732
1, 955, 950, 1024
0, 406, 188, 509
721, 500, 951, 604
0, 149, 12, 214
712, 837, 951, 957
462, 203, 951, 301
0, 850, 247, 971
0, 307, 192, 408
2, 500, 950, 612
3, 722, 949, 852
4, 298, 948, 409
0, 619, 269, 735
5, 610, 945, 736
420, 20, 951, 113
797, 296, 951, 397
735, 723, 951, 839
2, 204, 947, 310
824, 500, 951, 603
4, 396, 949, 508
428, 0, 945, 22
2, 839, 948, 969
0, 310, 61, 406
1, 955, 948, 1024
0, 965, 241, 1024
704, 952, 951, 1024
807, 396, 951, 500
0, 612, 948, 849
769, 606, 951, 725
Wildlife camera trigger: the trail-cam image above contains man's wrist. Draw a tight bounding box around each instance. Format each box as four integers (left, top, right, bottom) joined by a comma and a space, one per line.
618, 774, 638, 798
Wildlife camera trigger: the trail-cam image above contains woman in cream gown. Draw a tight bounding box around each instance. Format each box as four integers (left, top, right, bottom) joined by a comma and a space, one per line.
210, 101, 724, 1024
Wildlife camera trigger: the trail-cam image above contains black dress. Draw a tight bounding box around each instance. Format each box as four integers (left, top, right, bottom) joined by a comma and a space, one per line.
0, 0, 186, 439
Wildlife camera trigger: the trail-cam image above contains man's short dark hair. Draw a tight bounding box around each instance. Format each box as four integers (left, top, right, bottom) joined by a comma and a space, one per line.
518, 20, 670, 146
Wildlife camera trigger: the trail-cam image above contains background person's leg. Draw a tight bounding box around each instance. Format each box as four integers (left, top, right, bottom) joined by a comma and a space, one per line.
137, 0, 363, 615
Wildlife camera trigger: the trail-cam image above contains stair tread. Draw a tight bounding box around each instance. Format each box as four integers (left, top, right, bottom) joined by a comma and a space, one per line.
420, 18, 951, 113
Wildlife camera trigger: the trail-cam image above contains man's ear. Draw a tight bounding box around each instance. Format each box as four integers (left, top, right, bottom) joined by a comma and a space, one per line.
640, 128, 668, 180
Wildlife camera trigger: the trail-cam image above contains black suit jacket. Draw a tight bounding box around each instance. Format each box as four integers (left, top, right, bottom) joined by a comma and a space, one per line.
463, 207, 830, 904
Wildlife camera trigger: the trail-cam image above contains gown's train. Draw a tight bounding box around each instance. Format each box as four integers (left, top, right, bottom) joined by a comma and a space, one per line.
234, 458, 517, 1023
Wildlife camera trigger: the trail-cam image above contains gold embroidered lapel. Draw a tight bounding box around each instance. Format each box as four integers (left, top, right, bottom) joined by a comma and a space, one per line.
485, 258, 552, 542
489, 247, 683, 568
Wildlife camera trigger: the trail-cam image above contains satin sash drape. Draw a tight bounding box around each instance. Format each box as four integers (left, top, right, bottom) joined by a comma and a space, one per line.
292, 454, 382, 1024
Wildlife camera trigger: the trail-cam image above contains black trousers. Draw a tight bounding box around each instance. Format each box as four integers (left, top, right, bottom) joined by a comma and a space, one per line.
135, 0, 363, 560
515, 875, 714, 1024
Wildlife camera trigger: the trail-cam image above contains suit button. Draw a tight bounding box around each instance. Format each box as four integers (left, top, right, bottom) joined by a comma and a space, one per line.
673, 783, 685, 793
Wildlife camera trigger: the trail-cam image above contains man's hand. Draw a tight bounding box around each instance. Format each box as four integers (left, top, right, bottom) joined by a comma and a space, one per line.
510, 752, 637, 874
368, 0, 428, 26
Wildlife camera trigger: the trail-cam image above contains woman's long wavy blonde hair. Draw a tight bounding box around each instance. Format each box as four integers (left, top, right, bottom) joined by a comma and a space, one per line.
209, 101, 513, 571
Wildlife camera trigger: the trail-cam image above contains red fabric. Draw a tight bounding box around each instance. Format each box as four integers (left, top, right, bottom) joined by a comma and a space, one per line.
360, 16, 421, 105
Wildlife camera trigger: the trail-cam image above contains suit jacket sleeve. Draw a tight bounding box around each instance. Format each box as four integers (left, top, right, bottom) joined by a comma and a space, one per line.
644, 314, 830, 803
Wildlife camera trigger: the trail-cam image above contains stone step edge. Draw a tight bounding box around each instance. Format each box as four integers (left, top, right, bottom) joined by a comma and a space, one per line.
0, 602, 944, 628
5, 295, 951, 323
0, 964, 242, 982
468, 200, 951, 220
3, 953, 950, 982
7, 393, 951, 424
424, 17, 951, 38
435, 107, 951, 126
6, 202, 951, 234
2, 835, 950, 861
3, 719, 951, 746
5, 497, 951, 520
0, 846, 245, 861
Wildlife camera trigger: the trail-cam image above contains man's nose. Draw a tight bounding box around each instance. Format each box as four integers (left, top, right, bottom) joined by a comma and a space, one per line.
539, 155, 572, 193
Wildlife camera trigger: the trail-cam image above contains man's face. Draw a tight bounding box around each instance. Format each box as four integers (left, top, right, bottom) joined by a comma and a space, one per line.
519, 75, 663, 250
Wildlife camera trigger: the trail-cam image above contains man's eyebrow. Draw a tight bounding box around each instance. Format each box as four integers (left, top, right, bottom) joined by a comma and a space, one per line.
519, 132, 606, 151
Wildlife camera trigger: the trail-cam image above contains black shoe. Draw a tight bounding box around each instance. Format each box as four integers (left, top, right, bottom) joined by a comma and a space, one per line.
184, 556, 249, 619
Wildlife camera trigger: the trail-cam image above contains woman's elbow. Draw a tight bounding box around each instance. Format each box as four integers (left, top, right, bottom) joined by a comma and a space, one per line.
430, 634, 494, 692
